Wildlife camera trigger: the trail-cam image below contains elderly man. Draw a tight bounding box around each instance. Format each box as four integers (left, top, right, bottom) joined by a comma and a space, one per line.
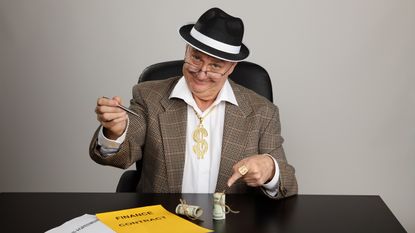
90, 7, 297, 199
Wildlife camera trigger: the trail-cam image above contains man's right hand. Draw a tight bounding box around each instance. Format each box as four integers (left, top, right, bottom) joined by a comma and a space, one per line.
95, 96, 128, 140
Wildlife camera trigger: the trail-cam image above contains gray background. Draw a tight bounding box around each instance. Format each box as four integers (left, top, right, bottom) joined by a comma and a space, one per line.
1, 0, 414, 232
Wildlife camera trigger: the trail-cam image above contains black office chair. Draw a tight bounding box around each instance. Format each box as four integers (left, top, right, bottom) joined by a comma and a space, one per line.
116, 60, 273, 192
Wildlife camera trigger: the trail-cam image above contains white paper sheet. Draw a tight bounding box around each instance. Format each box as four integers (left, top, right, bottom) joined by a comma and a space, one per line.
45, 214, 115, 233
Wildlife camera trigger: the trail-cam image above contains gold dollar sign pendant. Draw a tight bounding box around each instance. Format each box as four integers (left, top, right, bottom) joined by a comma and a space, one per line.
192, 106, 216, 159
193, 123, 208, 159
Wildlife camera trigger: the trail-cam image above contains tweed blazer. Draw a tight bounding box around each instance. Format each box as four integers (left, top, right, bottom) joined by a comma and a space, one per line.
90, 77, 297, 199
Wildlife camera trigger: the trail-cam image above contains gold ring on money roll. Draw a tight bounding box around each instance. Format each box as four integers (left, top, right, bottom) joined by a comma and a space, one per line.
238, 165, 249, 176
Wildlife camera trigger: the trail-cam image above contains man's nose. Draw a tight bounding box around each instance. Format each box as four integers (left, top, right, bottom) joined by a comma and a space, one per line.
196, 64, 210, 78
196, 70, 209, 79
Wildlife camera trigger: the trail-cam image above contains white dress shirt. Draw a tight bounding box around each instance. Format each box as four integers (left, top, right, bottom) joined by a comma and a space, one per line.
97, 77, 279, 195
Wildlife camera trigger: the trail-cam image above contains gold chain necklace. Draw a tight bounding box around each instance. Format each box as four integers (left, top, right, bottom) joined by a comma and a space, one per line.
192, 106, 216, 159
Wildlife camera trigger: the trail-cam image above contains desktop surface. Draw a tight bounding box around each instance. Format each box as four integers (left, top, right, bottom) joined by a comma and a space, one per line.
0, 192, 406, 233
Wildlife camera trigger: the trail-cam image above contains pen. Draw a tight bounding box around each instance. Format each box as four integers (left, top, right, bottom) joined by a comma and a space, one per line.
102, 96, 139, 117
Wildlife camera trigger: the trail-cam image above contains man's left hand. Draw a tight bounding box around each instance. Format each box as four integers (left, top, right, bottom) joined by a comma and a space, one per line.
227, 154, 276, 187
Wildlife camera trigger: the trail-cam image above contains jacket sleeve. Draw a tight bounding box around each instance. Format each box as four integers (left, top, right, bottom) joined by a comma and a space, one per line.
89, 84, 147, 169
259, 105, 298, 199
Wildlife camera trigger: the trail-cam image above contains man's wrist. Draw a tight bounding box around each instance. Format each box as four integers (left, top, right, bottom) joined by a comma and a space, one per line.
262, 154, 279, 189
264, 154, 276, 183
103, 127, 123, 140
98, 117, 129, 149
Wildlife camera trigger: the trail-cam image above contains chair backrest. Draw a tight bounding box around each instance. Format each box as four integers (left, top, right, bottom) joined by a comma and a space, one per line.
138, 60, 273, 102
133, 60, 273, 175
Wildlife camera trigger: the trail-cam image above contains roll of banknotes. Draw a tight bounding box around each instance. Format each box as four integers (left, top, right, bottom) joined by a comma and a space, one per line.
175, 203, 203, 219
213, 192, 226, 220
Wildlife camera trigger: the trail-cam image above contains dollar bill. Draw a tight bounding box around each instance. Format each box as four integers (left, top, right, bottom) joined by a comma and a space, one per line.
213, 192, 225, 220
175, 204, 203, 218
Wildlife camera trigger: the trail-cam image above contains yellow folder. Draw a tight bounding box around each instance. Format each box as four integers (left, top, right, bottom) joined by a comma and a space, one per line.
96, 204, 212, 233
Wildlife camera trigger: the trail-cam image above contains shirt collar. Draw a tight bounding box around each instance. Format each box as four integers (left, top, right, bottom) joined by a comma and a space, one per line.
169, 76, 238, 112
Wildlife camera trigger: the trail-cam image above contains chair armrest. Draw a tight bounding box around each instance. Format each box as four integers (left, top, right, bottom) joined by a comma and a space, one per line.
116, 170, 139, 192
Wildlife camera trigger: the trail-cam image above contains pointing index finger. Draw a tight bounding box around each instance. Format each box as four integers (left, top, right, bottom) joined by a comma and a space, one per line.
227, 170, 243, 187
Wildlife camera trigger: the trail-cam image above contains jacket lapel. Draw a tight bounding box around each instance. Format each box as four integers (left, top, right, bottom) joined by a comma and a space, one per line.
216, 82, 253, 192
157, 79, 253, 192
159, 88, 187, 193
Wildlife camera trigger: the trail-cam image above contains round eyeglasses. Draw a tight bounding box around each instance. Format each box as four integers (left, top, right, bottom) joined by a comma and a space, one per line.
184, 48, 233, 79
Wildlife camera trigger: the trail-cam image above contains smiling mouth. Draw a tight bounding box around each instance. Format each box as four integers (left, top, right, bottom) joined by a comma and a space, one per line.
189, 73, 208, 83
193, 77, 213, 87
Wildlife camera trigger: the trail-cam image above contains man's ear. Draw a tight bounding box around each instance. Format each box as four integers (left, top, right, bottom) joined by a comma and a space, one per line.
184, 44, 190, 56
226, 62, 238, 76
